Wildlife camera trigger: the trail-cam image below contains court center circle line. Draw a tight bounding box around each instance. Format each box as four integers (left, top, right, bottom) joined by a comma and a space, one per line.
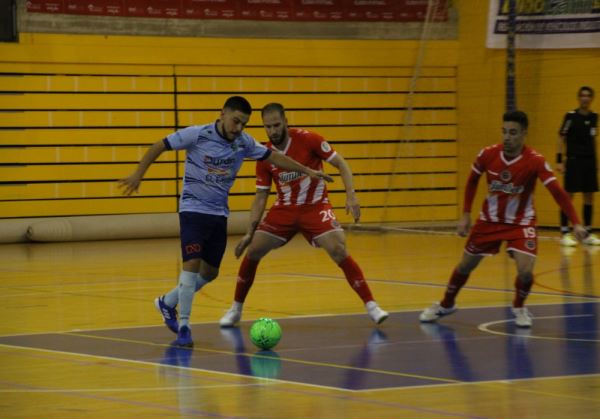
478, 314, 599, 342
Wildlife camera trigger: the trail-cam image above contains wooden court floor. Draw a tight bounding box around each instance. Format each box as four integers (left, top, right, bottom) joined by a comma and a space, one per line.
1, 229, 599, 418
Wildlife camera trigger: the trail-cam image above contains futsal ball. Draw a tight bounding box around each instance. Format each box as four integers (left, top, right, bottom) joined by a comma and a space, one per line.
249, 318, 282, 350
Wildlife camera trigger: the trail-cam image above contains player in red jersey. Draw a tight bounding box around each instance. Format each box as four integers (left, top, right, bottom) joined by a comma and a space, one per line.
419, 111, 587, 328
219, 103, 388, 326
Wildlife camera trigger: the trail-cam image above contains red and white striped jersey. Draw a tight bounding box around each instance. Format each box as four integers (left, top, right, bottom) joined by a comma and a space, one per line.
256, 128, 336, 206
472, 144, 556, 226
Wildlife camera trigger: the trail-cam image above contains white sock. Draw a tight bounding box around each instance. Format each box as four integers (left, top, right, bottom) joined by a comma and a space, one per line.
163, 286, 179, 308
163, 274, 210, 308
232, 301, 243, 311
365, 301, 377, 309
195, 275, 210, 292
178, 271, 197, 328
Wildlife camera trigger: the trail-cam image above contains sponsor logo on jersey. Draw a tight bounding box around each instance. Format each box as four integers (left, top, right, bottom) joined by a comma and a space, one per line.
207, 167, 231, 176
489, 180, 524, 194
525, 239, 536, 250
278, 171, 303, 183
321, 141, 332, 153
204, 155, 235, 166
500, 170, 512, 182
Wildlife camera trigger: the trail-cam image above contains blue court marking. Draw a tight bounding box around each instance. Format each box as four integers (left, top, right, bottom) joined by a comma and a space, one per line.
0, 302, 598, 391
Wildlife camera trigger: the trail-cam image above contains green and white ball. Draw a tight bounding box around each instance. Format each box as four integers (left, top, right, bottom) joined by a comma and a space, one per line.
249, 318, 282, 350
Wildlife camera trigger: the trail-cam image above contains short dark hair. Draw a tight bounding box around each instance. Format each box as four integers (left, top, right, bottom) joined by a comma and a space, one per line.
223, 96, 252, 115
261, 102, 286, 117
503, 110, 528, 130
579, 86, 595, 97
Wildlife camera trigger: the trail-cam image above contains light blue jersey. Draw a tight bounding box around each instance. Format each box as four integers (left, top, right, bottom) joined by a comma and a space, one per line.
164, 122, 271, 217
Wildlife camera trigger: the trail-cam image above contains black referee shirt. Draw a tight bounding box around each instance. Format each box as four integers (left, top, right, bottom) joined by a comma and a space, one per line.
560, 109, 598, 158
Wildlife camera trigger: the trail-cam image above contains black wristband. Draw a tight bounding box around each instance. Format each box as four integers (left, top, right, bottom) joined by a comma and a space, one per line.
556, 153, 563, 164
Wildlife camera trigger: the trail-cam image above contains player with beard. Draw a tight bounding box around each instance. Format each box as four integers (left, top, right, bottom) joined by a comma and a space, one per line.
120, 96, 332, 346
219, 102, 388, 327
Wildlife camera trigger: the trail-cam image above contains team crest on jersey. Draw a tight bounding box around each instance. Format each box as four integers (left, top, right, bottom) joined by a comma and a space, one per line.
500, 170, 512, 182
321, 141, 332, 153
525, 239, 536, 250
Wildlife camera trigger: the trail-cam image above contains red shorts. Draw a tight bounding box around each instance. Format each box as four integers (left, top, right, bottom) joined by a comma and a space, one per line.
464, 220, 538, 257
256, 202, 343, 246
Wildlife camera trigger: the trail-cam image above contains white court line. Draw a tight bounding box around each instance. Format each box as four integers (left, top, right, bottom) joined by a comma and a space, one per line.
0, 383, 261, 393
0, 301, 597, 338
1, 304, 598, 394
478, 314, 600, 342
285, 272, 600, 301
0, 343, 359, 393
354, 372, 600, 393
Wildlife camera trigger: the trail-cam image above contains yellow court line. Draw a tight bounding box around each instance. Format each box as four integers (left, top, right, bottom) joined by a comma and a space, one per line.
2, 342, 598, 403
62, 330, 460, 385
0, 342, 346, 394
489, 382, 600, 403
356, 374, 600, 403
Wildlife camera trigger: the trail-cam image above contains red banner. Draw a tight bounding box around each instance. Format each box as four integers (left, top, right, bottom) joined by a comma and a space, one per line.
64, 0, 123, 15
293, 0, 345, 21
182, 0, 237, 19
26, 0, 448, 21
26, 0, 65, 13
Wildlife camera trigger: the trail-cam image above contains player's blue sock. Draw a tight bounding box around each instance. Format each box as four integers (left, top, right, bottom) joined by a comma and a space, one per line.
178, 270, 197, 328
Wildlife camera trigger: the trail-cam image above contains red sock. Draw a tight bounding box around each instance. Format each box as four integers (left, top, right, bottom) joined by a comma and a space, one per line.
234, 256, 259, 303
339, 256, 374, 304
441, 269, 469, 308
513, 275, 533, 308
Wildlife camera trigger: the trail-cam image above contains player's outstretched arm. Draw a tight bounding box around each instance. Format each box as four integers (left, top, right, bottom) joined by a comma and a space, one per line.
546, 181, 587, 241
266, 152, 333, 182
328, 154, 360, 222
118, 140, 166, 196
457, 170, 481, 236
235, 189, 270, 258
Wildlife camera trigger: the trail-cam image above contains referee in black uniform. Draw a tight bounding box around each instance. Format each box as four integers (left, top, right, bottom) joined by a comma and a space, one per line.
557, 86, 598, 246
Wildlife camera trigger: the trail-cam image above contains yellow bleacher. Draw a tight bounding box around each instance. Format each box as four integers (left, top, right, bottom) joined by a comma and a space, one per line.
0, 63, 457, 222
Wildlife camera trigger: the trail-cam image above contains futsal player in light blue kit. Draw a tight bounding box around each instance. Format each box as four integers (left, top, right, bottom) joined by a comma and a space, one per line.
120, 96, 332, 346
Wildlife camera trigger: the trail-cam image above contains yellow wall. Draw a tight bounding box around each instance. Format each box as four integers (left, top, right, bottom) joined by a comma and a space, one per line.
456, 1, 600, 226
0, 33, 458, 223
4, 4, 596, 226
